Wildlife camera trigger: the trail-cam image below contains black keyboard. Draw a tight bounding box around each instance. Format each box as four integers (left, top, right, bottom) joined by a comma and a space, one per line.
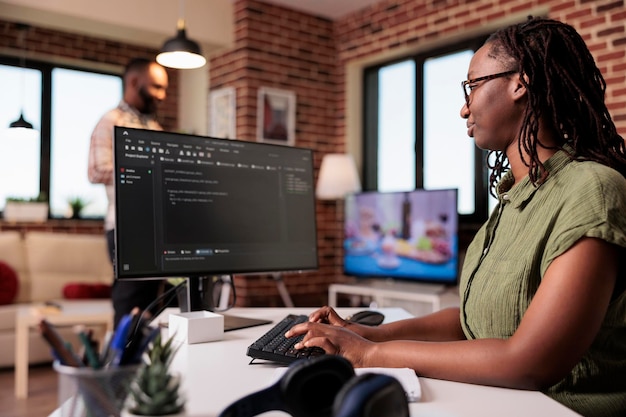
246, 314, 326, 364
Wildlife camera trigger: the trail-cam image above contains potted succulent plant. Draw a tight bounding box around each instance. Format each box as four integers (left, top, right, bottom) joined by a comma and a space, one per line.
123, 332, 186, 416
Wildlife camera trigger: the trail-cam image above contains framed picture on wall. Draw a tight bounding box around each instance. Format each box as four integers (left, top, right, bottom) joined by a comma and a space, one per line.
257, 87, 296, 146
209, 87, 236, 139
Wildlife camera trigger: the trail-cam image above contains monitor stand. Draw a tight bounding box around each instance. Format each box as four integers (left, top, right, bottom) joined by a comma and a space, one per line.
177, 276, 271, 331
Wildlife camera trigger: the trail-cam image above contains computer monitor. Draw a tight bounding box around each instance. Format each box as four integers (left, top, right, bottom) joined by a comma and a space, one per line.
343, 189, 458, 290
113, 126, 318, 314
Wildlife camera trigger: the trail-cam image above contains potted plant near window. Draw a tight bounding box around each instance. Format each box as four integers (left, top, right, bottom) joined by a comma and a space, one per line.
3, 192, 48, 223
67, 196, 90, 219
123, 332, 186, 416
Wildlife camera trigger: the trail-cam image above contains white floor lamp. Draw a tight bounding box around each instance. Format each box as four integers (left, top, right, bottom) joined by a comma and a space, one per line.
315, 154, 362, 277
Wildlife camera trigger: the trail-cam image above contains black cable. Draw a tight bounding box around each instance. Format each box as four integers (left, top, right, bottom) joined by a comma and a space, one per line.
130, 275, 237, 340
130, 279, 186, 338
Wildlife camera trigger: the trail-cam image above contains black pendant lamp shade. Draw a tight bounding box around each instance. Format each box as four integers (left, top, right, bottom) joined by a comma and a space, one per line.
9, 112, 34, 130
156, 18, 206, 69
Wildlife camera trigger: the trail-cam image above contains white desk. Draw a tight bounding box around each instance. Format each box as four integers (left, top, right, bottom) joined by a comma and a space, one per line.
161, 307, 580, 417
48, 307, 580, 417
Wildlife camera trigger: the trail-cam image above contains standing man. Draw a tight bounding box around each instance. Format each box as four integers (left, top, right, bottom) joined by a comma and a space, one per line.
88, 57, 169, 328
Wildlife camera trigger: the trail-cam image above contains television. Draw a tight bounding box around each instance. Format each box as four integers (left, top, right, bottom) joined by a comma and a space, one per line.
343, 189, 459, 290
113, 126, 318, 318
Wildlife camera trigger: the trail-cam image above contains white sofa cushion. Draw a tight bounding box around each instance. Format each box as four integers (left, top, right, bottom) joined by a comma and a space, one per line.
25, 232, 113, 302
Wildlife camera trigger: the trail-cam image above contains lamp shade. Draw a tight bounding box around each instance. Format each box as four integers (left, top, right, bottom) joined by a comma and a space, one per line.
157, 19, 206, 69
9, 112, 34, 129
316, 154, 362, 200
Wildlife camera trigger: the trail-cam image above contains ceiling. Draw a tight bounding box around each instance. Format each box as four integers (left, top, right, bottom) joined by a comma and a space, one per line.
259, 0, 384, 19
0, 0, 386, 54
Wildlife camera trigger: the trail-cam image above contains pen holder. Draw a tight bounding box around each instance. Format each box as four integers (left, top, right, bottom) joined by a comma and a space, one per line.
54, 361, 139, 417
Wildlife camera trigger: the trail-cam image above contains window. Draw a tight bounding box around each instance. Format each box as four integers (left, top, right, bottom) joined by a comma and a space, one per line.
363, 38, 494, 223
377, 60, 416, 192
0, 64, 42, 204
0, 58, 121, 218
50, 68, 121, 217
423, 51, 477, 214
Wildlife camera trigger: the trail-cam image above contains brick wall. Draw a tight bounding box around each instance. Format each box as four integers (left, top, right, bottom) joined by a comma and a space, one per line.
334, 0, 626, 131
0, 220, 104, 236
0, 20, 179, 131
210, 0, 626, 307
209, 1, 341, 307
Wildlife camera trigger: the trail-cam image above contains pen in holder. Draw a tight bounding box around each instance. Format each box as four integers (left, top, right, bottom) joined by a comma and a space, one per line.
54, 361, 139, 417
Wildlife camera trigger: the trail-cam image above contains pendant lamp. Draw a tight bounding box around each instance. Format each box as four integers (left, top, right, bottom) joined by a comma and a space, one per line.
8, 24, 37, 135
9, 113, 34, 129
157, 1, 206, 69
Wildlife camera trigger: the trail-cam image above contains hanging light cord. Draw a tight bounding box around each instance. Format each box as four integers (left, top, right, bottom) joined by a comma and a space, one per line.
178, 0, 186, 30
17, 24, 28, 111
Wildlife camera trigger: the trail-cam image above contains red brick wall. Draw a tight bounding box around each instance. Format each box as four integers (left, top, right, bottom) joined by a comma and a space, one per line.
334, 0, 626, 131
210, 0, 626, 307
0, 220, 104, 236
0, 20, 179, 131
209, 1, 341, 306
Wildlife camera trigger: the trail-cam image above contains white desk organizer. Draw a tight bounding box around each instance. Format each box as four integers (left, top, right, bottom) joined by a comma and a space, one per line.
168, 311, 224, 344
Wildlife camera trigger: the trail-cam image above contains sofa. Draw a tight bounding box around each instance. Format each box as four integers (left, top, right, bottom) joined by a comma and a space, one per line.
0, 230, 113, 368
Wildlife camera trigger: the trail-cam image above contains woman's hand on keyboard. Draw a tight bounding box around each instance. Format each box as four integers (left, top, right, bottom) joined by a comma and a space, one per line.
308, 306, 347, 326
306, 306, 376, 339
285, 316, 374, 367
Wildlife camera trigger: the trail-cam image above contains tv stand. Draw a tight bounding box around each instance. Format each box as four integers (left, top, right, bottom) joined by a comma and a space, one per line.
328, 279, 459, 316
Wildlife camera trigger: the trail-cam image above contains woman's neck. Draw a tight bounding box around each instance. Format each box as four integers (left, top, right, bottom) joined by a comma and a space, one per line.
507, 127, 559, 186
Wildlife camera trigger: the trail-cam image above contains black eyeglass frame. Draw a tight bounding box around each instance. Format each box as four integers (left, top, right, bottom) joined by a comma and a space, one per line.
461, 70, 518, 106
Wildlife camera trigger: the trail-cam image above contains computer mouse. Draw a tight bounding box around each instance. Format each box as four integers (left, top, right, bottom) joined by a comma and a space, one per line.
348, 310, 385, 326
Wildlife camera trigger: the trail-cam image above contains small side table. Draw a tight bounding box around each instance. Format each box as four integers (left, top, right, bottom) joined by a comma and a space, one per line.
329, 280, 460, 317
14, 299, 113, 398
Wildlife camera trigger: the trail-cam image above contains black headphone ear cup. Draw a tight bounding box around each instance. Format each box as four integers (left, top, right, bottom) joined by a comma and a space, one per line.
332, 373, 410, 417
280, 355, 355, 417
217, 355, 355, 417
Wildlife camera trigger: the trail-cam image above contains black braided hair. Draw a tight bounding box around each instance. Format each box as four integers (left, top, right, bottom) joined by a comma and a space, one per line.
484, 17, 626, 195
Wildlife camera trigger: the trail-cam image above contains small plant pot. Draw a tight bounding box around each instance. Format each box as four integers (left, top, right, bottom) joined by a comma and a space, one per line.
3, 201, 48, 222
124, 368, 185, 417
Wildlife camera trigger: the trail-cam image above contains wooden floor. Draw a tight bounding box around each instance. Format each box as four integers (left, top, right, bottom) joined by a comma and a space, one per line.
0, 363, 58, 417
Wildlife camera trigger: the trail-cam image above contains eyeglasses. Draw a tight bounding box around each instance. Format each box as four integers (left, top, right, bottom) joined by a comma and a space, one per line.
461, 70, 517, 106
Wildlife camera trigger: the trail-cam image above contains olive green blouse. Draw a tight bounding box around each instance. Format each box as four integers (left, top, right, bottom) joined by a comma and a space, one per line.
459, 148, 626, 417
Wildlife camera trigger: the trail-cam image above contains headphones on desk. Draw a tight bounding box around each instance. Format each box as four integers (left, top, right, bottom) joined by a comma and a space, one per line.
217, 355, 409, 417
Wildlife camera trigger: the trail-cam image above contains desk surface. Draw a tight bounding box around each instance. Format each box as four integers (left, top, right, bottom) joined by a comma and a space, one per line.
154, 307, 580, 417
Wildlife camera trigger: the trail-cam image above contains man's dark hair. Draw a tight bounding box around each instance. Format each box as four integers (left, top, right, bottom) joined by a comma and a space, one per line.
123, 57, 154, 80
485, 17, 626, 193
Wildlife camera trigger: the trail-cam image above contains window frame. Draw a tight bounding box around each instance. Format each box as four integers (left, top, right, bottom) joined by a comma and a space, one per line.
0, 55, 121, 220
362, 36, 490, 225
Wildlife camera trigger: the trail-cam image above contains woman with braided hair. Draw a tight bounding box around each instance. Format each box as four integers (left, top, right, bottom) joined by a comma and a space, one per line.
287, 17, 626, 416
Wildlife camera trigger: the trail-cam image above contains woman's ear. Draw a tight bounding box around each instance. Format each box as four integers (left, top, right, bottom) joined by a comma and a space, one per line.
511, 73, 528, 102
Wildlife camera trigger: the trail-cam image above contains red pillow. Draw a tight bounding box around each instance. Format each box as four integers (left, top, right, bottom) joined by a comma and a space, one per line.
63, 283, 111, 299
0, 261, 19, 305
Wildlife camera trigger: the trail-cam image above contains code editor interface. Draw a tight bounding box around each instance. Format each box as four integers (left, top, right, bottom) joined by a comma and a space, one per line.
114, 127, 317, 278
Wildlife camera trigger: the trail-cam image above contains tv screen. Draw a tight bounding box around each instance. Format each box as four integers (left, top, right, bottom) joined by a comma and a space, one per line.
343, 189, 458, 286
113, 126, 318, 281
